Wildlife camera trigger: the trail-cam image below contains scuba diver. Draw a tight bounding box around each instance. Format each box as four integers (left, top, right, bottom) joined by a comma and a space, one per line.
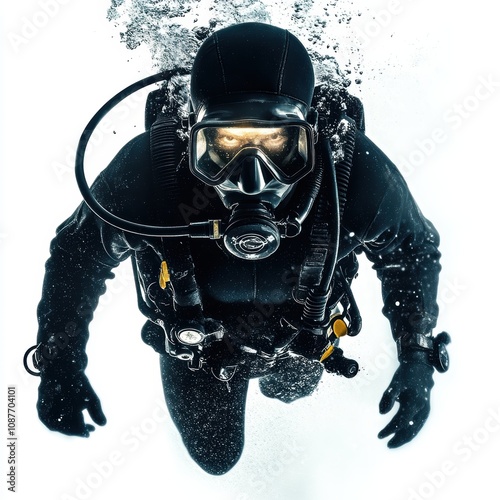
25, 22, 450, 475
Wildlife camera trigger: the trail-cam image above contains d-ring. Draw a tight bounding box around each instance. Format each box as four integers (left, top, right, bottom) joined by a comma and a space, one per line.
23, 345, 41, 376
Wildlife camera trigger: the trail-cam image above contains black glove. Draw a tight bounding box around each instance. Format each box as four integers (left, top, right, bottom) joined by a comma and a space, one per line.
378, 350, 434, 448
37, 372, 106, 437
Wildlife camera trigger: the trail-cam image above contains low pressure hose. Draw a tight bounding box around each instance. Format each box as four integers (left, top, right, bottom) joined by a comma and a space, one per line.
74, 68, 221, 239
301, 136, 340, 326
284, 148, 324, 237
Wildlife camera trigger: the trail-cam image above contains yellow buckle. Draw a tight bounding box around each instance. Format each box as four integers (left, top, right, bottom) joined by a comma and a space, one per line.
159, 260, 170, 290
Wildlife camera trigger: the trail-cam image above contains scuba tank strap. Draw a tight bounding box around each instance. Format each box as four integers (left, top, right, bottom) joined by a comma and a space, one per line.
333, 114, 357, 219
149, 111, 203, 311
294, 115, 357, 308
150, 114, 182, 197
288, 110, 362, 378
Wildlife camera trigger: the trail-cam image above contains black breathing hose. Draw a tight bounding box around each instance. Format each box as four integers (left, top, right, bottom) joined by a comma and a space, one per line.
73, 68, 219, 238
284, 145, 324, 235
74, 67, 324, 245
301, 136, 340, 326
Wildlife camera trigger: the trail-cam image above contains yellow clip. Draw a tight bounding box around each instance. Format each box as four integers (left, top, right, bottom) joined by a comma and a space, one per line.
212, 219, 220, 239
320, 343, 334, 363
159, 260, 170, 290
331, 316, 348, 338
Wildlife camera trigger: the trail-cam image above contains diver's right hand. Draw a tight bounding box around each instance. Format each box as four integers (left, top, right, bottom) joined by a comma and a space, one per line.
37, 372, 106, 437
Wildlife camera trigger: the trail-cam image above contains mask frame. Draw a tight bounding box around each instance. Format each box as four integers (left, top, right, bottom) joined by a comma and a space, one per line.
189, 119, 316, 186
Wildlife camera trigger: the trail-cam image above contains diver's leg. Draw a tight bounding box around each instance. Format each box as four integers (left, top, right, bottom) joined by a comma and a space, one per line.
160, 354, 249, 475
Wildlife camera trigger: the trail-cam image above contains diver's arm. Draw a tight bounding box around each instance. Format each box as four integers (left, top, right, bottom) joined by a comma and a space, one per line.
35, 135, 152, 436
345, 131, 441, 340
364, 163, 442, 448
362, 182, 441, 341
346, 131, 443, 448
35, 191, 137, 436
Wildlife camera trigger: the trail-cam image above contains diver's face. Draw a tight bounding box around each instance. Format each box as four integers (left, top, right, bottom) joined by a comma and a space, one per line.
190, 120, 315, 209
206, 126, 295, 208
211, 127, 289, 156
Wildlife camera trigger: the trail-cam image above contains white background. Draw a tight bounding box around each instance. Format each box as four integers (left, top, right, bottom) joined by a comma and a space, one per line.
1, 1, 500, 499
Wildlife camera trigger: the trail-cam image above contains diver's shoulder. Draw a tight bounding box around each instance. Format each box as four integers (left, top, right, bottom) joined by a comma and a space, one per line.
342, 130, 409, 235
349, 130, 408, 195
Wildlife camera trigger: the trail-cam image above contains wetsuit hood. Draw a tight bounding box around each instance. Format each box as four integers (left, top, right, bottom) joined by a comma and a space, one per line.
190, 22, 315, 118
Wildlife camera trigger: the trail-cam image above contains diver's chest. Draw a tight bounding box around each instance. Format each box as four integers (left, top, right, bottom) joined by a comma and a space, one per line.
190, 239, 302, 304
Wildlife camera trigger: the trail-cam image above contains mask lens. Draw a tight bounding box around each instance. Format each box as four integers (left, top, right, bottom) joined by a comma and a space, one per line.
191, 123, 313, 184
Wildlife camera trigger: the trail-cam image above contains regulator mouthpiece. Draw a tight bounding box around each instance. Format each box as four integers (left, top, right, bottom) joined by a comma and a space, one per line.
223, 203, 281, 260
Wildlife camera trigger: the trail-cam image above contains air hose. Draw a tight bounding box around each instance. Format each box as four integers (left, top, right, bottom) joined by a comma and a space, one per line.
284, 148, 324, 237
301, 136, 340, 327
75, 68, 322, 243
74, 68, 222, 239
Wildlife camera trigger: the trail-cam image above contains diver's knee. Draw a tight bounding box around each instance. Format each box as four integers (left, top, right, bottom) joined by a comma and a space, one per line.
186, 436, 244, 475
193, 452, 242, 475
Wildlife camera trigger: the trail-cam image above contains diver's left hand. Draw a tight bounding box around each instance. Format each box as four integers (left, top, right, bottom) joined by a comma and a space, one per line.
37, 371, 106, 437
378, 354, 434, 448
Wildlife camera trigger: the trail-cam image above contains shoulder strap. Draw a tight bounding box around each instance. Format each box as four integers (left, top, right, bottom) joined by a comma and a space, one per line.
149, 112, 203, 310
150, 115, 182, 204
311, 83, 360, 218
294, 113, 357, 305
333, 115, 357, 218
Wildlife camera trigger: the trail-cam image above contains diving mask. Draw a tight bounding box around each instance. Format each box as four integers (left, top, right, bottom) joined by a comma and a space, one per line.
189, 120, 315, 187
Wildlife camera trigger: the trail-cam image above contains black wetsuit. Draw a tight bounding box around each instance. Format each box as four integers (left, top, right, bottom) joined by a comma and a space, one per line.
35, 120, 440, 473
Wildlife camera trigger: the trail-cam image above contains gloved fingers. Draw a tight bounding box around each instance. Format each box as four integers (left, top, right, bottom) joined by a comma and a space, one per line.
386, 427, 418, 448
378, 391, 418, 438
378, 416, 399, 440
83, 423, 96, 435
385, 406, 430, 448
379, 384, 399, 415
85, 394, 107, 427
38, 406, 94, 437
379, 394, 430, 445
379, 372, 401, 415
77, 375, 106, 427
57, 413, 98, 437
62, 418, 94, 438
37, 375, 105, 437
